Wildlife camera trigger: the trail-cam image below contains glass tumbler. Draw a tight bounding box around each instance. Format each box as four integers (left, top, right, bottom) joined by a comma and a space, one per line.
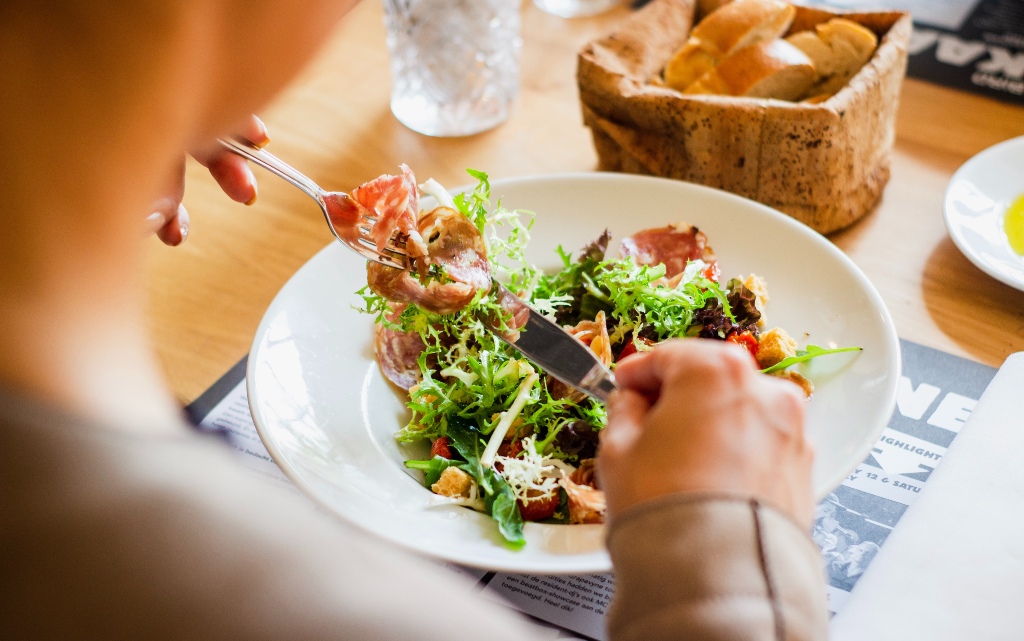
383, 0, 522, 137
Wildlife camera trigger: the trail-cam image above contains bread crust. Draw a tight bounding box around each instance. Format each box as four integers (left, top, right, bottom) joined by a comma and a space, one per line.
576, 0, 911, 234
684, 39, 816, 99
664, 0, 795, 91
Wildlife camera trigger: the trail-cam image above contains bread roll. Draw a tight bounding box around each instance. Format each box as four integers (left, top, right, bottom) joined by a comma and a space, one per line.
664, 0, 796, 91
787, 18, 878, 99
684, 39, 816, 100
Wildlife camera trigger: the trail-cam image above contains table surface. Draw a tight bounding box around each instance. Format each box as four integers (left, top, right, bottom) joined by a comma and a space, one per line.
144, 1, 1024, 405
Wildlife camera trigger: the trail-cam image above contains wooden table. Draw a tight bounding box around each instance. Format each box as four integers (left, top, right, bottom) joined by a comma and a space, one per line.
144, 1, 1024, 405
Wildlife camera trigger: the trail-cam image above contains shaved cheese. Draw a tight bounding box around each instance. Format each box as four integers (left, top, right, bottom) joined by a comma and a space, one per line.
481, 369, 538, 468
419, 178, 457, 210
495, 436, 575, 503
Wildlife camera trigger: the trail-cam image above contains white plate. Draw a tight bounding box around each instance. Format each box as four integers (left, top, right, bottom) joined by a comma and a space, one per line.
247, 173, 900, 574
944, 135, 1024, 292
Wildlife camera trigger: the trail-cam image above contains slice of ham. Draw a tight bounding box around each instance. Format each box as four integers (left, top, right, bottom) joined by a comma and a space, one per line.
412, 207, 490, 292
324, 165, 427, 257
619, 223, 716, 278
374, 323, 425, 390
367, 206, 491, 315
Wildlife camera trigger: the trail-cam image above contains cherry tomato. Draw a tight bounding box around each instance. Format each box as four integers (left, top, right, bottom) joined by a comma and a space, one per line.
497, 437, 524, 459
518, 490, 561, 521
617, 336, 654, 362
430, 436, 452, 460
726, 330, 759, 364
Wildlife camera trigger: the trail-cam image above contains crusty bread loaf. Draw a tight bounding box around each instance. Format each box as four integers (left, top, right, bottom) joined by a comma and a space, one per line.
684, 39, 816, 100
577, 0, 912, 234
664, 0, 795, 91
787, 18, 878, 100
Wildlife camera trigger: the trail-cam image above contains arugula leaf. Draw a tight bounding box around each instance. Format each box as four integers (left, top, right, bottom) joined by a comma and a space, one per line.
404, 456, 463, 487
761, 345, 863, 374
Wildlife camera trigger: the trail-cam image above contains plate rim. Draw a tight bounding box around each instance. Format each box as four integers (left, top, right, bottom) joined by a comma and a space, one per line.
246, 171, 900, 572
943, 135, 1024, 293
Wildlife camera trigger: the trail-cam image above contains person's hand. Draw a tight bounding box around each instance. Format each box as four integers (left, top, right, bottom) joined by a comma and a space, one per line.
599, 338, 814, 528
144, 115, 270, 246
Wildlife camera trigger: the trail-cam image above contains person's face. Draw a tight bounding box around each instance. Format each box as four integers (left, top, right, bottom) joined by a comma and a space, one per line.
814, 502, 836, 521
846, 544, 876, 576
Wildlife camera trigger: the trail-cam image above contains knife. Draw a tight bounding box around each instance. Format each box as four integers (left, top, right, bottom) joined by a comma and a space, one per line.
484, 281, 618, 403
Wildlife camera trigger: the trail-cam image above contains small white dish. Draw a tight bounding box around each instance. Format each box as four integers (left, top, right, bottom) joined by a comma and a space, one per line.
247, 173, 900, 573
944, 135, 1024, 292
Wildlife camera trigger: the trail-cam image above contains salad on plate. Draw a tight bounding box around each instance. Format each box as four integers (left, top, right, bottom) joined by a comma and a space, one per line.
349, 168, 858, 546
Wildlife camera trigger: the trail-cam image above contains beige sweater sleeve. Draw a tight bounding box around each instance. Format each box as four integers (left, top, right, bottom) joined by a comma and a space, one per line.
607, 495, 829, 641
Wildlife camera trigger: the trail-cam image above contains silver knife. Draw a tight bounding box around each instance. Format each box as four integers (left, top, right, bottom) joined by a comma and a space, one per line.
484, 281, 618, 403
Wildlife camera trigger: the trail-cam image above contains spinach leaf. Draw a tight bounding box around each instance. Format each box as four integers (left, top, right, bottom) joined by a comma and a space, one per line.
446, 416, 525, 546
484, 469, 525, 547
445, 416, 491, 494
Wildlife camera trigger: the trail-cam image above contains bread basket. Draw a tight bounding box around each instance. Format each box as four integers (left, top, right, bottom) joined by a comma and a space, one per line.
577, 0, 912, 234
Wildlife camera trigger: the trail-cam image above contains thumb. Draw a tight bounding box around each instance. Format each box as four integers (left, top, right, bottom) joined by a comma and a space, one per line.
601, 388, 651, 457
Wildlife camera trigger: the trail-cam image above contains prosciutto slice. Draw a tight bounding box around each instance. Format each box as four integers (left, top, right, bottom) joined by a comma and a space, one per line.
324, 164, 427, 257
374, 323, 425, 390
619, 223, 716, 278
367, 206, 491, 315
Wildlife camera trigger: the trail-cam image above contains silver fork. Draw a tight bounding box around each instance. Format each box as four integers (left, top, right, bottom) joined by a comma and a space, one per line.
222, 138, 617, 403
218, 138, 409, 270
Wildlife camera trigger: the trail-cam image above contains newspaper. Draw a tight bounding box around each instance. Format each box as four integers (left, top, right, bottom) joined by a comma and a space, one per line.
794, 0, 1024, 105
189, 339, 995, 638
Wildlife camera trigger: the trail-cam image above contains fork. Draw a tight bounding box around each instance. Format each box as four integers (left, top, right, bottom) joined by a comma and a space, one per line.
218, 138, 409, 270
222, 138, 616, 403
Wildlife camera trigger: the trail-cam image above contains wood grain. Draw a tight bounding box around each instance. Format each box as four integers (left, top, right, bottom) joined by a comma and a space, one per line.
143, 1, 1024, 404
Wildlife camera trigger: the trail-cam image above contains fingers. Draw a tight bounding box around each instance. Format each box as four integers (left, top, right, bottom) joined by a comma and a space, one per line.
192, 114, 269, 206
144, 198, 190, 247
602, 389, 651, 455
236, 114, 271, 148
613, 349, 662, 400
144, 159, 190, 246
206, 152, 259, 205
615, 338, 756, 401
156, 204, 190, 246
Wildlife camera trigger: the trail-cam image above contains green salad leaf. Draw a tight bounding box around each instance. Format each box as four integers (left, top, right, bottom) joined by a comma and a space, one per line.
446, 416, 524, 546
761, 345, 864, 374
359, 167, 861, 544
404, 456, 463, 487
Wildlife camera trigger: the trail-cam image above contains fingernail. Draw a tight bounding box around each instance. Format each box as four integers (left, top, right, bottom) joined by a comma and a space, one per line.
245, 167, 258, 205
177, 204, 190, 243
252, 116, 270, 148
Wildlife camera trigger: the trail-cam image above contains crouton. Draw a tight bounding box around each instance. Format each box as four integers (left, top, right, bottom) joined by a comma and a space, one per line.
772, 369, 814, 397
430, 467, 473, 498
756, 326, 797, 369
743, 273, 769, 321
